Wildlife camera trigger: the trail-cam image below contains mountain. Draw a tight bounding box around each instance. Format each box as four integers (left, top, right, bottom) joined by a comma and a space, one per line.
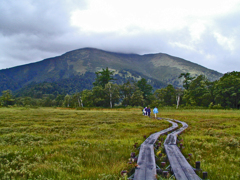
0, 48, 222, 95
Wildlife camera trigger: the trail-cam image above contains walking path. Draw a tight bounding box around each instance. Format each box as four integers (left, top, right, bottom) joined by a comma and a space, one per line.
164, 120, 201, 180
132, 118, 201, 180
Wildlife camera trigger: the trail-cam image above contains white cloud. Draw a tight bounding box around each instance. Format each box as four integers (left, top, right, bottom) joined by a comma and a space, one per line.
213, 32, 235, 52
189, 21, 207, 41
70, 0, 187, 33
70, 0, 240, 34
169, 42, 196, 51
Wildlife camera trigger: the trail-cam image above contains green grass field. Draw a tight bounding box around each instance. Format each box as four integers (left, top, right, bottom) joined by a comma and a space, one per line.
0, 107, 239, 180
161, 109, 240, 180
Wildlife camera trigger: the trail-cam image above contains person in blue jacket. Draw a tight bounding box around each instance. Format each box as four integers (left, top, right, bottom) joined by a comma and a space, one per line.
153, 107, 159, 119
146, 107, 151, 117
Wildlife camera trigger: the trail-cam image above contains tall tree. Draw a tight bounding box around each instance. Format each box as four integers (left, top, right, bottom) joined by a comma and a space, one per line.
175, 88, 184, 109
120, 80, 137, 106
153, 85, 176, 106
55, 94, 65, 107
93, 67, 115, 88
163, 85, 176, 106
104, 82, 120, 108
0, 90, 14, 106
137, 78, 153, 99
153, 88, 165, 106
81, 90, 94, 107
214, 71, 240, 108
183, 75, 212, 106
63, 94, 71, 107
130, 89, 144, 106
178, 73, 195, 90
71, 92, 84, 107
92, 86, 105, 107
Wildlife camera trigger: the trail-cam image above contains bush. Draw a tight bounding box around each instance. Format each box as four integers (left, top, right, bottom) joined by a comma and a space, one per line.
209, 102, 223, 109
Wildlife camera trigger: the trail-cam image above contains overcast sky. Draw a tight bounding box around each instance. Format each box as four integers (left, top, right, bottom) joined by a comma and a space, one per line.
0, 0, 240, 73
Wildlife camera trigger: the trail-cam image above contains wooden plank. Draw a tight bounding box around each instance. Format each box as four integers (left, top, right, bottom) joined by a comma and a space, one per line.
164, 120, 188, 145
172, 145, 201, 180
133, 120, 178, 180
165, 145, 201, 180
134, 145, 156, 180
133, 119, 199, 180
165, 145, 189, 179
164, 120, 201, 180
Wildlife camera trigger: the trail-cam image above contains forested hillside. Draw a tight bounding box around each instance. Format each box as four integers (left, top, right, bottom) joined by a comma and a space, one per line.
1, 68, 239, 109
0, 48, 222, 94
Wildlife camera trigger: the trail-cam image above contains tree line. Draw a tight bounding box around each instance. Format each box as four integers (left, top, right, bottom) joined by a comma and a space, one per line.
1, 68, 240, 109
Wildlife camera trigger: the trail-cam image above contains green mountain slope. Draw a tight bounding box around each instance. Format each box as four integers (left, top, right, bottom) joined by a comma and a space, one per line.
0, 48, 222, 94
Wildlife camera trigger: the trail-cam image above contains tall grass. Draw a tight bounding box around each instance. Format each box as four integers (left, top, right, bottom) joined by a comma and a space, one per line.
0, 108, 239, 179
159, 109, 240, 180
0, 107, 168, 179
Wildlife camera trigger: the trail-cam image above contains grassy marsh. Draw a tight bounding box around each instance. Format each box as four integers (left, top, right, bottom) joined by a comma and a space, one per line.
160, 109, 240, 180
0, 108, 239, 179
0, 107, 168, 180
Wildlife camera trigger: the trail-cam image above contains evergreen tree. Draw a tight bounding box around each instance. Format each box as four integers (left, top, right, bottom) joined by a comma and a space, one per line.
178, 73, 195, 90
93, 67, 115, 88
137, 78, 153, 99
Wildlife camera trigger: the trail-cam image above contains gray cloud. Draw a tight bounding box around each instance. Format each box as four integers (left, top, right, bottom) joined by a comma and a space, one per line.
0, 0, 239, 74
0, 0, 85, 67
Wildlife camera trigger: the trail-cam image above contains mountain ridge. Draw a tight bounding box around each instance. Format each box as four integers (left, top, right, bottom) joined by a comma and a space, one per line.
0, 47, 223, 94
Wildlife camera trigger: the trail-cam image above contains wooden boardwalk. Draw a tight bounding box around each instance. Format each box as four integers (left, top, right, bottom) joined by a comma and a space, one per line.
133, 119, 178, 180
132, 119, 201, 180
164, 120, 201, 180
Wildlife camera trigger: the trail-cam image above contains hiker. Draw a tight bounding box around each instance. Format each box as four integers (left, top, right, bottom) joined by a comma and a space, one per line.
142, 107, 146, 115
153, 107, 159, 119
144, 107, 147, 116
147, 107, 151, 117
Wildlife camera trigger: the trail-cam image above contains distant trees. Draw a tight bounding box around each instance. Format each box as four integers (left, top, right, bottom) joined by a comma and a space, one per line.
0, 90, 14, 106
214, 71, 240, 108
151, 71, 240, 109
80, 68, 152, 108
183, 75, 213, 107
120, 80, 136, 106
3, 68, 240, 109
130, 89, 144, 106
178, 71, 240, 109
153, 85, 177, 107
